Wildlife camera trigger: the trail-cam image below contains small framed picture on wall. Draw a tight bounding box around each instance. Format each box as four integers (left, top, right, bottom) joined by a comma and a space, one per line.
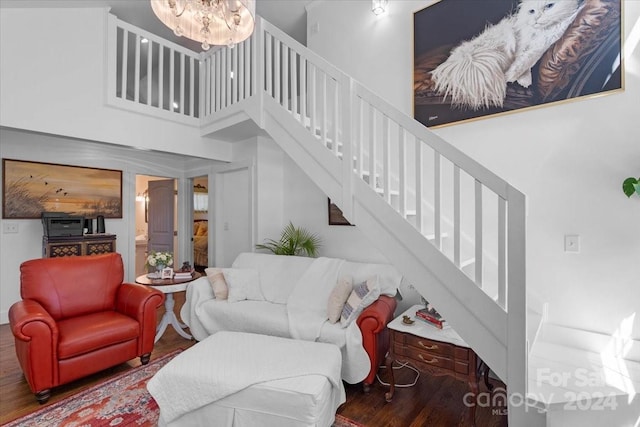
328, 199, 353, 226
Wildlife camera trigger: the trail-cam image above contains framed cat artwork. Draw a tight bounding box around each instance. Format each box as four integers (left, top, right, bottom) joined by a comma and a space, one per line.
414, 0, 623, 128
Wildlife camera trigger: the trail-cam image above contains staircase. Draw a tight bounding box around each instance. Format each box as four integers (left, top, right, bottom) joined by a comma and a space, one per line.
107, 15, 531, 425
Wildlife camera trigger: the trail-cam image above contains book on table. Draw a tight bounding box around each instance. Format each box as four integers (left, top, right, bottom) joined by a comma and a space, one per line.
416, 303, 450, 329
173, 270, 193, 279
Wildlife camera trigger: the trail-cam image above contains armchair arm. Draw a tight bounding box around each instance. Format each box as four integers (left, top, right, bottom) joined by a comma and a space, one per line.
356, 295, 397, 388
116, 283, 164, 354
8, 300, 58, 393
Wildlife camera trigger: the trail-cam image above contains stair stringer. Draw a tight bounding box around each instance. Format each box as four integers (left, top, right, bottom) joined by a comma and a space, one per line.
255, 94, 510, 382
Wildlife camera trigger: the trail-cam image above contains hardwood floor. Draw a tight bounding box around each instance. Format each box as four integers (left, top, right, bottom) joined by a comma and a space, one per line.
0, 293, 507, 426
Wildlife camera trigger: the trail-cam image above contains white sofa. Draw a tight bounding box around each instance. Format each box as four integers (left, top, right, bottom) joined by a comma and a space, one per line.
181, 252, 402, 386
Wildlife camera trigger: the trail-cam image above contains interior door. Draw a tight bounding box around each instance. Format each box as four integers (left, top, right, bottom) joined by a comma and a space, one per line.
148, 179, 175, 256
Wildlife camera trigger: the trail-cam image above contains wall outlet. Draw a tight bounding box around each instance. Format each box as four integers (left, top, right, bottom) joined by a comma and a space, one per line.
3, 222, 19, 233
564, 235, 580, 253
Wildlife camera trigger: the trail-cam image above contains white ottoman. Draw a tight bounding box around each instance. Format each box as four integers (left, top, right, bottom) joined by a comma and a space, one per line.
148, 331, 346, 427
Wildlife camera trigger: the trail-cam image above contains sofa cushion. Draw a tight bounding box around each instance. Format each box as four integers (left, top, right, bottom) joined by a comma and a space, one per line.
340, 277, 381, 328
57, 311, 139, 359
327, 276, 353, 324
224, 268, 263, 302
198, 300, 290, 338
232, 253, 315, 303
20, 253, 124, 321
204, 268, 228, 300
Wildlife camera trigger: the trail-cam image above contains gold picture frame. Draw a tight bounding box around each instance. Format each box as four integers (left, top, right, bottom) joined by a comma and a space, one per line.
2, 159, 123, 219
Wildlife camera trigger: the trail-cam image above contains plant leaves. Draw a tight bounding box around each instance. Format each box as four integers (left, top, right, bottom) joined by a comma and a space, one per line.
622, 177, 639, 198
255, 221, 321, 257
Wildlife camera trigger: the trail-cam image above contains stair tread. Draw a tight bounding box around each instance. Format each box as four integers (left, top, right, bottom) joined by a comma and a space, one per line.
527, 341, 640, 407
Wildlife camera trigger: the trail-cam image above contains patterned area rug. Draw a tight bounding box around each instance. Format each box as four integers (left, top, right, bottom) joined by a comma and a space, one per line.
3, 350, 363, 427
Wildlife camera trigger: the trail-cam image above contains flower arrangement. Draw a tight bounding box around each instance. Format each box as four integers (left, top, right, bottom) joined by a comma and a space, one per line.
146, 251, 173, 271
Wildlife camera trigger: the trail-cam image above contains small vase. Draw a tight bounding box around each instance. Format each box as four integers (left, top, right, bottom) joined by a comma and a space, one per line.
156, 264, 166, 273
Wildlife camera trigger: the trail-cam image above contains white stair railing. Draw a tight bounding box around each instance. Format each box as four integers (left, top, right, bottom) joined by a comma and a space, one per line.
206, 19, 528, 419
107, 15, 529, 422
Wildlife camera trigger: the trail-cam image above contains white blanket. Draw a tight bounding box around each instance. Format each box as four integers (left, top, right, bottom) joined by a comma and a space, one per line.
287, 257, 344, 341
287, 257, 371, 383
147, 331, 345, 425
180, 276, 214, 341
180, 254, 401, 385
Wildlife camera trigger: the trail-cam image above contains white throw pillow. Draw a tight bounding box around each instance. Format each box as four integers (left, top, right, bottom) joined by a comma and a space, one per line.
204, 267, 228, 300
340, 276, 380, 328
223, 268, 263, 303
327, 275, 353, 324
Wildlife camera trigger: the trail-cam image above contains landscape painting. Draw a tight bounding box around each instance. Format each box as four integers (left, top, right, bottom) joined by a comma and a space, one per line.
413, 0, 622, 127
2, 159, 122, 219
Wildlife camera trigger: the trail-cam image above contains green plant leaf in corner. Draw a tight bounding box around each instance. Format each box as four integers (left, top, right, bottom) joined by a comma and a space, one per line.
622, 177, 640, 198
255, 222, 322, 257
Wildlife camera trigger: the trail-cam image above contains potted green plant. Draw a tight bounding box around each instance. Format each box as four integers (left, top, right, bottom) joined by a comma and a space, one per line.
255, 222, 322, 257
623, 177, 640, 198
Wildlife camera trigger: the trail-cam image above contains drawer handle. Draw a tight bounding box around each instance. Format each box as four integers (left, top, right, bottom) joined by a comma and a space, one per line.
418, 354, 438, 364
418, 341, 438, 350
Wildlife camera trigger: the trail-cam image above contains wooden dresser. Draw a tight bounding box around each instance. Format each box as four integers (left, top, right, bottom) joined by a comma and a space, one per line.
385, 305, 481, 426
42, 234, 117, 258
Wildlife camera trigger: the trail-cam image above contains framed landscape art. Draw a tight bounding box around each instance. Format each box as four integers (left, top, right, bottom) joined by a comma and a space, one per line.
2, 159, 123, 219
413, 0, 623, 127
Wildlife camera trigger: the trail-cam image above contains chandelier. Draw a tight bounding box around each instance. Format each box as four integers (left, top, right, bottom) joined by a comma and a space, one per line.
150, 0, 256, 51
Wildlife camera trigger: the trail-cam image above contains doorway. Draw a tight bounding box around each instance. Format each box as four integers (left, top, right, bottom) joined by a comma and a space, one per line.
192, 176, 209, 272
135, 175, 177, 277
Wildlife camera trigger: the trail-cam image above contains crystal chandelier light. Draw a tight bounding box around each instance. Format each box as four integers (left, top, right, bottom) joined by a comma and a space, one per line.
150, 0, 256, 50
371, 0, 388, 15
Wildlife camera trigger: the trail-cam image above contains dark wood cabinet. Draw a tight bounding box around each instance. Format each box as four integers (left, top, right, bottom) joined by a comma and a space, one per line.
385, 305, 482, 426
43, 234, 117, 258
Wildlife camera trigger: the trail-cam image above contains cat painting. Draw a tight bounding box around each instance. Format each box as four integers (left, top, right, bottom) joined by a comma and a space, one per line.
430, 0, 583, 110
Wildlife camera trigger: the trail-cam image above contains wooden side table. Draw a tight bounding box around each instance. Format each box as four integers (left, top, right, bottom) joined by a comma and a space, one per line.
385, 304, 481, 426
136, 272, 202, 342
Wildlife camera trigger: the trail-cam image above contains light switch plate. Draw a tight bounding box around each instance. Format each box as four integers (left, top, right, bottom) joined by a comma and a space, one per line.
564, 235, 580, 253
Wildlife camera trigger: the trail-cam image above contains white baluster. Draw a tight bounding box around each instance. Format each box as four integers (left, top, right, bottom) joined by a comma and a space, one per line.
475, 179, 483, 287
134, 34, 141, 103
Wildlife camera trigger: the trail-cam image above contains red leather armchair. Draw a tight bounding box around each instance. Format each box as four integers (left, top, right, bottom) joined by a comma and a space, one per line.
357, 294, 397, 391
9, 253, 164, 403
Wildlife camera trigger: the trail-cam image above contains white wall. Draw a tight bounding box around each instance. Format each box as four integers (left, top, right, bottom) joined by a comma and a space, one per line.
233, 137, 391, 263
307, 0, 640, 339
0, 7, 232, 162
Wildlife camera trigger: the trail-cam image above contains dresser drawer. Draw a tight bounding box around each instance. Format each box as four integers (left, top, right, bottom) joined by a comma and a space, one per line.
455, 361, 470, 375
394, 343, 455, 371
397, 333, 455, 358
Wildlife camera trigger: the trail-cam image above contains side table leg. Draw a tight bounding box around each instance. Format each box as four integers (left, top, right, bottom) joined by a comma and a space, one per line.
482, 362, 494, 391
467, 378, 479, 427
155, 293, 192, 342
384, 354, 395, 402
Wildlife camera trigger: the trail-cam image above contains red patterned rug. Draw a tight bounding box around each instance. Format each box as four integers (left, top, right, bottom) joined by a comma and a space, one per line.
3, 350, 364, 427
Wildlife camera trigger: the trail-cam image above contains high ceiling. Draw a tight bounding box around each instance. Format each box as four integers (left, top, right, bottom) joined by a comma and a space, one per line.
2, 0, 311, 51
